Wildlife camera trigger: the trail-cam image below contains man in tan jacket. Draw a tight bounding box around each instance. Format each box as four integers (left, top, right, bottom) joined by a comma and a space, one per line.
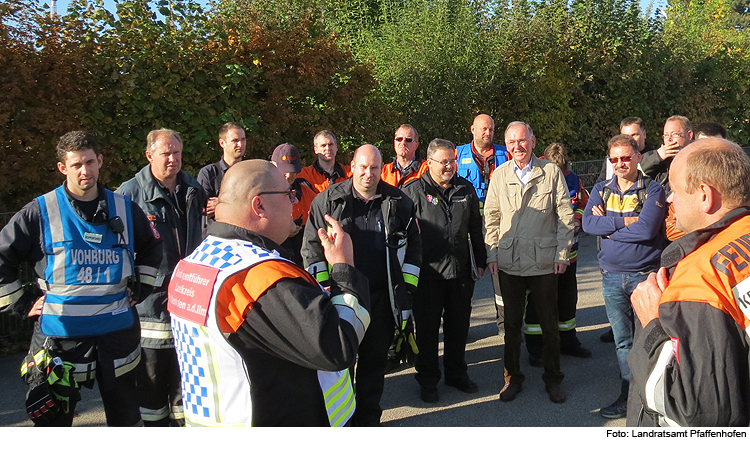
485, 121, 575, 404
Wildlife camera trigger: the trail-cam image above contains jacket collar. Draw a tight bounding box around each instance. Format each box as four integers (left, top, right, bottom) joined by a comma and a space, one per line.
206, 221, 290, 259
134, 165, 200, 203
661, 206, 750, 275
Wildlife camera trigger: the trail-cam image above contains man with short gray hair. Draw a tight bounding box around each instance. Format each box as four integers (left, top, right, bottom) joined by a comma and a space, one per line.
117, 128, 206, 426
484, 121, 575, 404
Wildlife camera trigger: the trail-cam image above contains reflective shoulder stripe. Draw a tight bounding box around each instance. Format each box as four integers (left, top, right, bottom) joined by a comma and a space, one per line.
307, 261, 330, 284
0, 280, 24, 309
42, 190, 65, 244
403, 272, 419, 287
331, 293, 370, 343
111, 191, 131, 245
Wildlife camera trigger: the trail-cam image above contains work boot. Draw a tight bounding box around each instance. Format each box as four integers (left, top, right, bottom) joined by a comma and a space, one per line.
420, 385, 439, 403
499, 380, 523, 402
561, 345, 592, 358
545, 383, 567, 404
600, 328, 614, 343
445, 377, 479, 394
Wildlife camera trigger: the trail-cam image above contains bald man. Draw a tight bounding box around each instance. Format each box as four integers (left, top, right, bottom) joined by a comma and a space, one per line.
167, 160, 371, 427
303, 145, 421, 426
456, 114, 510, 212
629, 139, 750, 426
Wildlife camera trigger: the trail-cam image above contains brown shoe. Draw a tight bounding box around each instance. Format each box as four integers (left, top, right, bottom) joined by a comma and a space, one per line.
545, 383, 567, 403
499, 381, 523, 402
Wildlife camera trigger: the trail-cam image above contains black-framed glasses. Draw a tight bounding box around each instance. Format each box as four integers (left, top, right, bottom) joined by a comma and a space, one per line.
395, 137, 414, 143
257, 189, 297, 203
608, 155, 635, 164
428, 158, 457, 166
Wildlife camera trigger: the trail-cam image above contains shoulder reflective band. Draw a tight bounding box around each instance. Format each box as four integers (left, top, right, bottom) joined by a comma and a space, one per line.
331, 293, 370, 343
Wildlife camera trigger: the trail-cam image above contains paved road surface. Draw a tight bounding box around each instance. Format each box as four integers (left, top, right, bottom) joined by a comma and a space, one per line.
0, 233, 625, 427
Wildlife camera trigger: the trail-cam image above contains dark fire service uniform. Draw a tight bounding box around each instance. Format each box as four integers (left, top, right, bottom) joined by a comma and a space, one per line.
628, 207, 750, 427
302, 179, 421, 426
403, 172, 486, 389
168, 222, 371, 426
116, 165, 206, 426
0, 183, 162, 426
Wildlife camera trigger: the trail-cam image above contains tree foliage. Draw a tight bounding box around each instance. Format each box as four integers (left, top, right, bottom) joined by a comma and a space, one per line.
2, 0, 750, 210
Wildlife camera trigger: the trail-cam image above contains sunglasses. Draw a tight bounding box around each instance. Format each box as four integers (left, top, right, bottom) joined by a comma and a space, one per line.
395, 137, 414, 143
609, 155, 635, 164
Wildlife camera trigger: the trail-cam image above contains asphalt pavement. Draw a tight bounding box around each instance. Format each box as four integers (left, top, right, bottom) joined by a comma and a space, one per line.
0, 233, 625, 427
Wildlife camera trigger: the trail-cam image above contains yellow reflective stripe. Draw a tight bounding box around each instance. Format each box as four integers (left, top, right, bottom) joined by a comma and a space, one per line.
524, 324, 542, 335
403, 273, 419, 287
322, 369, 355, 427
113, 345, 141, 377
558, 318, 576, 331
140, 405, 170, 421
0, 281, 24, 309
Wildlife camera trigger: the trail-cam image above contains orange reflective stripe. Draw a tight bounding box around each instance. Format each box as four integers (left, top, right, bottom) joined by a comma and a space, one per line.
216, 260, 319, 333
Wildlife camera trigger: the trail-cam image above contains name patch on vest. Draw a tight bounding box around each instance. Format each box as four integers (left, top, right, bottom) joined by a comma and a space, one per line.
732, 275, 750, 322
83, 232, 103, 244
168, 261, 219, 326
461, 157, 472, 164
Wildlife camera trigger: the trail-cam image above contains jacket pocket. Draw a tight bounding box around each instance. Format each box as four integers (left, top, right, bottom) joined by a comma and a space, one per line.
534, 237, 557, 269
496, 237, 514, 269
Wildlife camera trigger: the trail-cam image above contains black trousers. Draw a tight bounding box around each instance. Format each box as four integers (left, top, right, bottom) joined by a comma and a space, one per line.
414, 276, 475, 387
352, 289, 394, 426
137, 346, 184, 426
499, 271, 564, 386
27, 320, 142, 426
525, 262, 581, 355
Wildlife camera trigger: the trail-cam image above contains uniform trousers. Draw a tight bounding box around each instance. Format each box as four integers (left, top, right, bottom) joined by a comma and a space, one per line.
26, 320, 143, 426
499, 271, 563, 386
525, 262, 581, 355
414, 276, 475, 387
352, 289, 395, 426
137, 346, 184, 426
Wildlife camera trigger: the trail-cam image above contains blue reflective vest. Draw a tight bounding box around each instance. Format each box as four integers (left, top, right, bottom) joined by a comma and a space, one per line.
456, 143, 508, 203
36, 186, 136, 337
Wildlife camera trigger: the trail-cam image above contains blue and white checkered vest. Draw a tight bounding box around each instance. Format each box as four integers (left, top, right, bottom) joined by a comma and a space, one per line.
169, 235, 357, 427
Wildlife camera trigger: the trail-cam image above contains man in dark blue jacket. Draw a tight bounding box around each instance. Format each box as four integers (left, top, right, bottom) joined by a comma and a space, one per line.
583, 134, 667, 420
404, 139, 486, 403
117, 128, 205, 426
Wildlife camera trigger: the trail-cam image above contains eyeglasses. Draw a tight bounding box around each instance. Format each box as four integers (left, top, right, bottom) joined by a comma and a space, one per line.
608, 155, 635, 164
428, 158, 457, 166
257, 189, 297, 203
395, 137, 414, 143
663, 132, 686, 139
505, 139, 529, 147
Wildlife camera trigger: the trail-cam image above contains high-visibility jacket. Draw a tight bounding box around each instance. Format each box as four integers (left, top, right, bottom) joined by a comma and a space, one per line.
381, 159, 428, 188
168, 224, 370, 427
36, 186, 137, 337
628, 207, 750, 427
455, 143, 508, 205
298, 162, 351, 193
